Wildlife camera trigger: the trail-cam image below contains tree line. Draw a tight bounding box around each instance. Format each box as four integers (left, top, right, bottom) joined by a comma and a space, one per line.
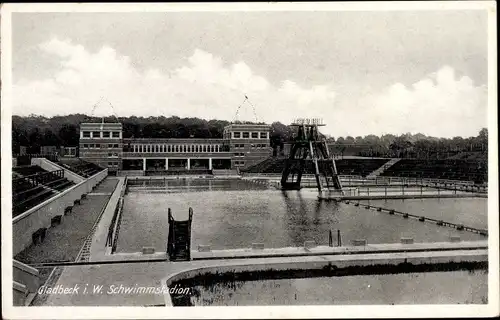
12, 114, 487, 161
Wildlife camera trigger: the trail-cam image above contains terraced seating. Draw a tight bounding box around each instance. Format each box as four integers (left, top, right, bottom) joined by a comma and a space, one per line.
12, 178, 55, 217
12, 165, 46, 176
12, 165, 76, 216
380, 159, 487, 183
242, 157, 389, 177
58, 159, 104, 178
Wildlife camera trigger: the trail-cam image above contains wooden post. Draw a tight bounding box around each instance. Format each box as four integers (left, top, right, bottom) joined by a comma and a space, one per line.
337, 229, 341, 247
329, 230, 333, 247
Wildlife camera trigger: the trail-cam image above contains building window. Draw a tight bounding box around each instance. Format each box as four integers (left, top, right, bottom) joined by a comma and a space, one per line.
242, 132, 250, 138
233, 132, 241, 138
83, 131, 91, 138
103, 132, 110, 138
260, 132, 267, 139
83, 144, 89, 149
114, 144, 119, 148
92, 131, 101, 138
112, 132, 120, 138
95, 144, 100, 148
251, 132, 259, 139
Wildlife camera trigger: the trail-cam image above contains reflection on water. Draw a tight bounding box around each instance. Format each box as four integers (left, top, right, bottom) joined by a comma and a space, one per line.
117, 179, 486, 252
186, 270, 487, 306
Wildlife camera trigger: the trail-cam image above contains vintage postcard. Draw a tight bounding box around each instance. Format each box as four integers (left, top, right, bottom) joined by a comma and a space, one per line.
1, 2, 498, 319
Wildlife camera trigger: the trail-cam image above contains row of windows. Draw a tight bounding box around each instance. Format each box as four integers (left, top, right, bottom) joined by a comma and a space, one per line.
108, 152, 119, 157
234, 144, 268, 149
253, 144, 268, 148
108, 162, 120, 167
234, 160, 245, 166
233, 132, 268, 139
82, 131, 121, 138
125, 144, 227, 153
82, 144, 120, 149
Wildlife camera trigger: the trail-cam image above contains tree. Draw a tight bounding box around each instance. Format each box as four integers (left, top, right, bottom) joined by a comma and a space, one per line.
345, 136, 355, 144
59, 124, 79, 146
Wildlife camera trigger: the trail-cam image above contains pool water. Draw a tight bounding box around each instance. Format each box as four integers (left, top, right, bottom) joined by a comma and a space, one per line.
117, 179, 487, 252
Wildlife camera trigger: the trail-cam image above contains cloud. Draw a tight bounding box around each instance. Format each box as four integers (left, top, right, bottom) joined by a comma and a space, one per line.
13, 38, 486, 138
361, 66, 487, 137
328, 65, 487, 138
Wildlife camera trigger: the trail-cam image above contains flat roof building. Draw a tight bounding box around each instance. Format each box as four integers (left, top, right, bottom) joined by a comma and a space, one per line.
79, 122, 271, 174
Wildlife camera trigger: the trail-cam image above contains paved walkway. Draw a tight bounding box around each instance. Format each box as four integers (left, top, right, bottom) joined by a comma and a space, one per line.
27, 178, 118, 306
90, 177, 125, 260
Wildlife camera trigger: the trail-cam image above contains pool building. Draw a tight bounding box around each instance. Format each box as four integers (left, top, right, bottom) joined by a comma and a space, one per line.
78, 122, 272, 174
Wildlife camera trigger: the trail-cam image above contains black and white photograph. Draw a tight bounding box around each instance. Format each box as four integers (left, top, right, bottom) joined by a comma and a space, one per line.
1, 2, 498, 319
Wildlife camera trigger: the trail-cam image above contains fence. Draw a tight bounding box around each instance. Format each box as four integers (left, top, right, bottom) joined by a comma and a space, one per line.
14, 170, 65, 187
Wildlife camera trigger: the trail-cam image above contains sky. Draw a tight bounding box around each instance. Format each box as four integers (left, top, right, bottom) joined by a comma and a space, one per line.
10, 8, 490, 138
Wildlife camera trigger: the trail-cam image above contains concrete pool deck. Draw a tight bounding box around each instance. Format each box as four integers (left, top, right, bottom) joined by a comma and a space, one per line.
90, 177, 126, 261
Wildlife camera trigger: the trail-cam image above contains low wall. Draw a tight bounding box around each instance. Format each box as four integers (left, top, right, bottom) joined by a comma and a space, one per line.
13, 259, 40, 293
12, 168, 108, 256
117, 170, 144, 177
32, 158, 85, 184
13, 281, 28, 306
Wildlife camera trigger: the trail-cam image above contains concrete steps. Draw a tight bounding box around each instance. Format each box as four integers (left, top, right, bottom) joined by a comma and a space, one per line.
367, 158, 401, 178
